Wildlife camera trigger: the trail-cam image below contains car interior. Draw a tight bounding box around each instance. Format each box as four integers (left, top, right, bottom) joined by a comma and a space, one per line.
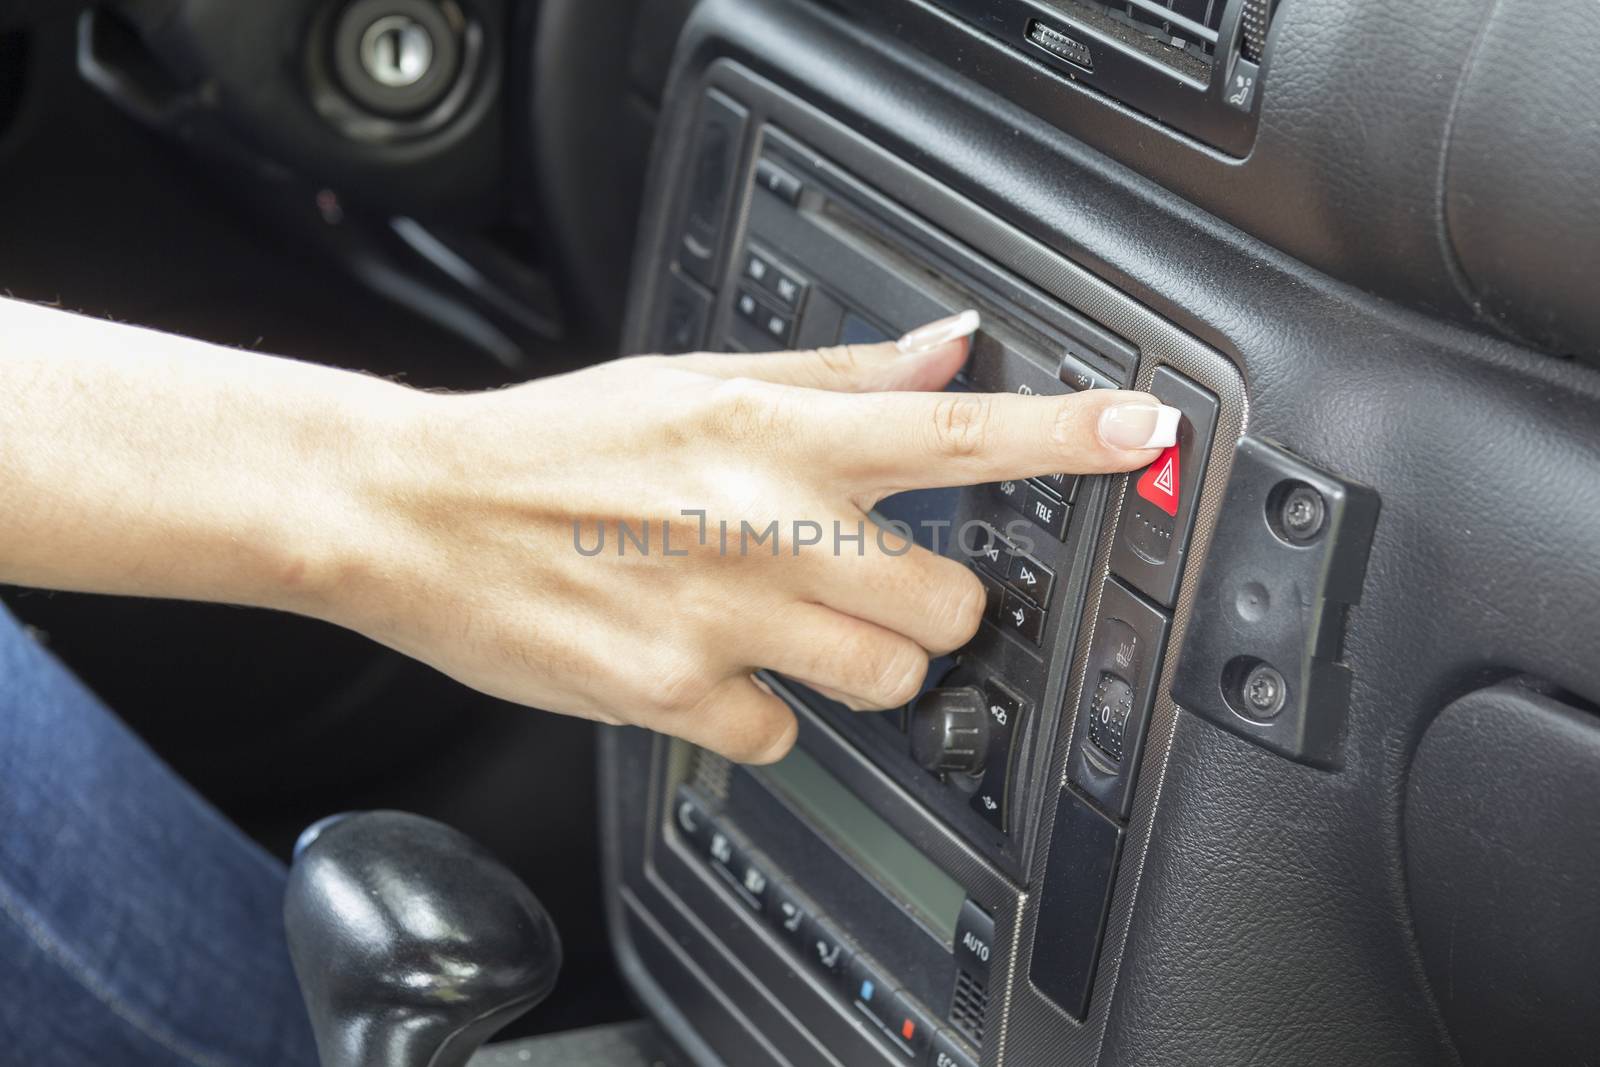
1, 0, 1598, 1065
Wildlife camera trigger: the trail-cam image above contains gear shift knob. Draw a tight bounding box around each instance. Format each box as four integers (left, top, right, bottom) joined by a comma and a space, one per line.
284, 811, 562, 1067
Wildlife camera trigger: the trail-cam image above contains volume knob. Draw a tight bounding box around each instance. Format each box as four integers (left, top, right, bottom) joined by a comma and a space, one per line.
909, 686, 991, 777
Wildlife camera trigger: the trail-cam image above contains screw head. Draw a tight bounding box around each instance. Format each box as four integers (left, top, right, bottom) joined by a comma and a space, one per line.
1242, 663, 1287, 718
1279, 485, 1326, 543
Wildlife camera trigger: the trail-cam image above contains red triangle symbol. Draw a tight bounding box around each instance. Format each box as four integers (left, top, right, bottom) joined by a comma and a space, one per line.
1136, 446, 1181, 517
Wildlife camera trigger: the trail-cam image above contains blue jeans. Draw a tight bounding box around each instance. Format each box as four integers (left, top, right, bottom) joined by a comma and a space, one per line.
0, 603, 319, 1066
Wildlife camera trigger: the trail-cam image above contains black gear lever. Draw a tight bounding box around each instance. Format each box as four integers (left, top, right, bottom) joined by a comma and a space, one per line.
284, 811, 562, 1067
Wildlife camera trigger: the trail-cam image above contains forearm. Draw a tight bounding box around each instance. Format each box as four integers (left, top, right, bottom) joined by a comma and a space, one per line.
0, 298, 410, 614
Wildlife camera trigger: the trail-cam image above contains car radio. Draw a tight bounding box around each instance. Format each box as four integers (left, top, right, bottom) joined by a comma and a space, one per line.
609, 62, 1245, 1067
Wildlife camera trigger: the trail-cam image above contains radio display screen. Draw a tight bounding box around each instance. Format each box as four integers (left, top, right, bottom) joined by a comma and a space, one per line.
760, 745, 966, 944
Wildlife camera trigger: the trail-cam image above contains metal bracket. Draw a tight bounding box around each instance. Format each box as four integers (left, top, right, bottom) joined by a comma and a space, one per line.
1172, 436, 1380, 769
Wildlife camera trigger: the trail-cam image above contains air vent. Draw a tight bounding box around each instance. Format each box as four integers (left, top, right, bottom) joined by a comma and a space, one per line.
929, 0, 1282, 154
690, 749, 734, 801
950, 967, 989, 1045
1037, 0, 1226, 83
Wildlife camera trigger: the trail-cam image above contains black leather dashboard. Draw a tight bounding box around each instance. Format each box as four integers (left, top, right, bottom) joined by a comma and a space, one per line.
830, 0, 1600, 361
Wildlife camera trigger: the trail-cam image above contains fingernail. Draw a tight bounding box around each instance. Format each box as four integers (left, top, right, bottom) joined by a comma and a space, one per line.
896, 309, 980, 354
1099, 402, 1182, 450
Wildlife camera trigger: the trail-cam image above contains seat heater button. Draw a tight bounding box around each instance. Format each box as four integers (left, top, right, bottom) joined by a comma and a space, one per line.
765, 884, 809, 947
799, 913, 851, 984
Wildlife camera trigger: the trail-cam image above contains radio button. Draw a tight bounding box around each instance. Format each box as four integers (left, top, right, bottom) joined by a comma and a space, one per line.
1058, 349, 1117, 393
754, 158, 802, 206
1004, 551, 1055, 605
994, 477, 1027, 512
760, 309, 794, 345
771, 269, 807, 310
968, 524, 1009, 578
1024, 484, 1070, 539
1030, 471, 1079, 504
999, 591, 1045, 646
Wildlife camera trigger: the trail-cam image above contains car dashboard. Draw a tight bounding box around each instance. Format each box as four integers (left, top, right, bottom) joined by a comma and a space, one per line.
600, 1, 1600, 1066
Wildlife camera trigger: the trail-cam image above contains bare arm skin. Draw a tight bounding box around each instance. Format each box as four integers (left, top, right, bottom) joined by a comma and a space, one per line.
0, 298, 1176, 762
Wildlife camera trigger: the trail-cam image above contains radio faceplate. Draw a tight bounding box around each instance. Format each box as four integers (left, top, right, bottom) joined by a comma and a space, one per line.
611, 58, 1246, 1067
710, 125, 1144, 875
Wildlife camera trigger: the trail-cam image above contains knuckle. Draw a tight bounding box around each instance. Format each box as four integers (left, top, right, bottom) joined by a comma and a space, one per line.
704, 378, 788, 445
936, 569, 988, 651
1049, 395, 1096, 451
814, 344, 862, 381
742, 713, 798, 766
881, 650, 930, 708
651, 654, 714, 716
845, 640, 926, 709
927, 395, 992, 459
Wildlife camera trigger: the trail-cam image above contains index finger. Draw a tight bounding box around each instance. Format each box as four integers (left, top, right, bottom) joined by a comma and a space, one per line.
799, 386, 1181, 493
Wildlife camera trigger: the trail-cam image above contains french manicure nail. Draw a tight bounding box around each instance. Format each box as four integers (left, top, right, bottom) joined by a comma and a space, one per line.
1099, 402, 1182, 451
896, 309, 981, 354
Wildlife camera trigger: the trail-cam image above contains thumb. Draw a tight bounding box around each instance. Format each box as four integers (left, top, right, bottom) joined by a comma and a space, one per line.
670, 310, 980, 393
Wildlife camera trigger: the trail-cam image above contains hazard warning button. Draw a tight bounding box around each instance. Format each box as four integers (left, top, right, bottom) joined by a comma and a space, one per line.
1110, 368, 1218, 608
1136, 446, 1181, 518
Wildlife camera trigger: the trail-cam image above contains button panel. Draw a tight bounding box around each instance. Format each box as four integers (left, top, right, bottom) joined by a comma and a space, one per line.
734, 285, 795, 345
743, 246, 810, 312
675, 787, 963, 1064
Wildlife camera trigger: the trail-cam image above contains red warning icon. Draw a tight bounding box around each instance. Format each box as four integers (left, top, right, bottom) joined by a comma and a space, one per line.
1136, 446, 1181, 517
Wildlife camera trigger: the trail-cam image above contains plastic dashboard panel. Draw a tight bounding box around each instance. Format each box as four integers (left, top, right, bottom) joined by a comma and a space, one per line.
603, 1, 1600, 1065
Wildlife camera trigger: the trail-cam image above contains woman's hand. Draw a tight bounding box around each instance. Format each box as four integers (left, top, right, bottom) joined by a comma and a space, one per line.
317, 312, 1179, 764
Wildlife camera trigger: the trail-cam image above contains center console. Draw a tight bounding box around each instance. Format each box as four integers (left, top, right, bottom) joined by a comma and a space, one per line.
605, 49, 1245, 1067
